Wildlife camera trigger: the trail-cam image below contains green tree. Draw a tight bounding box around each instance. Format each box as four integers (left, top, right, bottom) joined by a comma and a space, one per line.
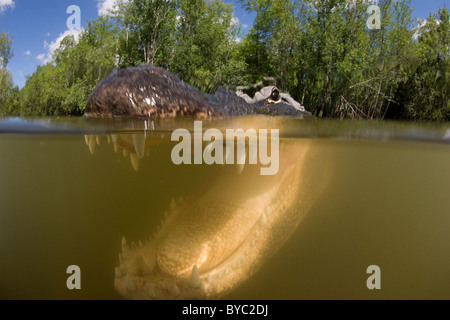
172, 0, 246, 91
296, 0, 373, 118
61, 17, 119, 114
265, 0, 303, 90
293, 0, 418, 119
114, 0, 178, 68
7, 0, 448, 121
399, 7, 450, 120
0, 32, 15, 116
0, 67, 15, 116
16, 16, 120, 116
237, 0, 276, 83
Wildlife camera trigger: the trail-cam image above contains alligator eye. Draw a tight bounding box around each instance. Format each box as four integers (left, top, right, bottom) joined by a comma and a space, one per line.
271, 88, 280, 101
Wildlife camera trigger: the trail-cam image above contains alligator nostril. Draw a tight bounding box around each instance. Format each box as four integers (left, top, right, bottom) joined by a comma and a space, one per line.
271, 88, 280, 101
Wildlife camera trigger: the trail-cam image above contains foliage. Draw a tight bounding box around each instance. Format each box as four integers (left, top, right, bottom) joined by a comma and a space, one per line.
15, 16, 119, 116
2, 0, 449, 121
395, 7, 450, 121
171, 0, 247, 92
236, 0, 449, 121
0, 32, 17, 116
114, 0, 178, 67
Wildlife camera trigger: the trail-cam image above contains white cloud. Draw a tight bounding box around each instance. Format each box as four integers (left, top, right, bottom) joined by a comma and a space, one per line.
0, 0, 14, 12
36, 54, 46, 62
413, 19, 428, 40
413, 18, 441, 40
308, 0, 377, 11
38, 29, 83, 64
24, 50, 31, 56
97, 0, 124, 16
346, 0, 378, 9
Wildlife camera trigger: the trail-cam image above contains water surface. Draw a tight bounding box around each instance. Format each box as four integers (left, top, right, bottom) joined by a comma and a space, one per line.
0, 116, 449, 299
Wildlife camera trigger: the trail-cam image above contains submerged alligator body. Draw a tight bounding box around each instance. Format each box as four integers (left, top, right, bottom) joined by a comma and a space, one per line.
87, 119, 327, 300
85, 64, 309, 119
83, 64, 321, 300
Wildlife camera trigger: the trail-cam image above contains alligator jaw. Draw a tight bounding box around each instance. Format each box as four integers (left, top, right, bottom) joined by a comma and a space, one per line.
113, 139, 316, 300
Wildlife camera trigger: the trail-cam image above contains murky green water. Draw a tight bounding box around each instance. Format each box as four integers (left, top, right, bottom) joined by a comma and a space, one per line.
0, 116, 449, 300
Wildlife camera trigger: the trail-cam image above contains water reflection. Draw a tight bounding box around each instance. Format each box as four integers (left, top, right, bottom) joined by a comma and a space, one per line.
84, 117, 327, 299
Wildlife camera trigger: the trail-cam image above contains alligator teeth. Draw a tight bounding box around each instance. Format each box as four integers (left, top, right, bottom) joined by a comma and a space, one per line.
254, 229, 260, 238
125, 275, 136, 292
148, 287, 157, 299
259, 211, 267, 226
84, 135, 89, 145
130, 153, 139, 171
132, 133, 145, 159
122, 237, 129, 252
138, 240, 143, 247
189, 265, 201, 288
111, 134, 118, 143
171, 284, 180, 297
88, 136, 96, 155
123, 149, 128, 158
114, 142, 119, 153
236, 150, 246, 174
115, 267, 122, 277
96, 135, 101, 145
170, 199, 176, 209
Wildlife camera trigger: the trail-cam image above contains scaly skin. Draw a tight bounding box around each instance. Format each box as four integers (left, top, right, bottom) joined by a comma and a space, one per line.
84, 64, 318, 299
85, 64, 310, 119
113, 138, 312, 300
86, 117, 327, 300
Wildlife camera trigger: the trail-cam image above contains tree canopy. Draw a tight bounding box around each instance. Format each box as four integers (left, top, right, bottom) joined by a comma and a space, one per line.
1, 0, 449, 121
0, 32, 18, 116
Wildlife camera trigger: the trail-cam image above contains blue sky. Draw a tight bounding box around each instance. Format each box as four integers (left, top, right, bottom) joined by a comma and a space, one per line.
0, 0, 448, 89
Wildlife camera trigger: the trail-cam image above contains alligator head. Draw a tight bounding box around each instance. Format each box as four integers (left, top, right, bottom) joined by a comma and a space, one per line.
84, 117, 328, 300
84, 65, 319, 299
85, 64, 310, 119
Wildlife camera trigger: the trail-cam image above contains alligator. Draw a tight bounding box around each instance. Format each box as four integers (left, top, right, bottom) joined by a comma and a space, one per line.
84, 64, 324, 300
85, 64, 310, 119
